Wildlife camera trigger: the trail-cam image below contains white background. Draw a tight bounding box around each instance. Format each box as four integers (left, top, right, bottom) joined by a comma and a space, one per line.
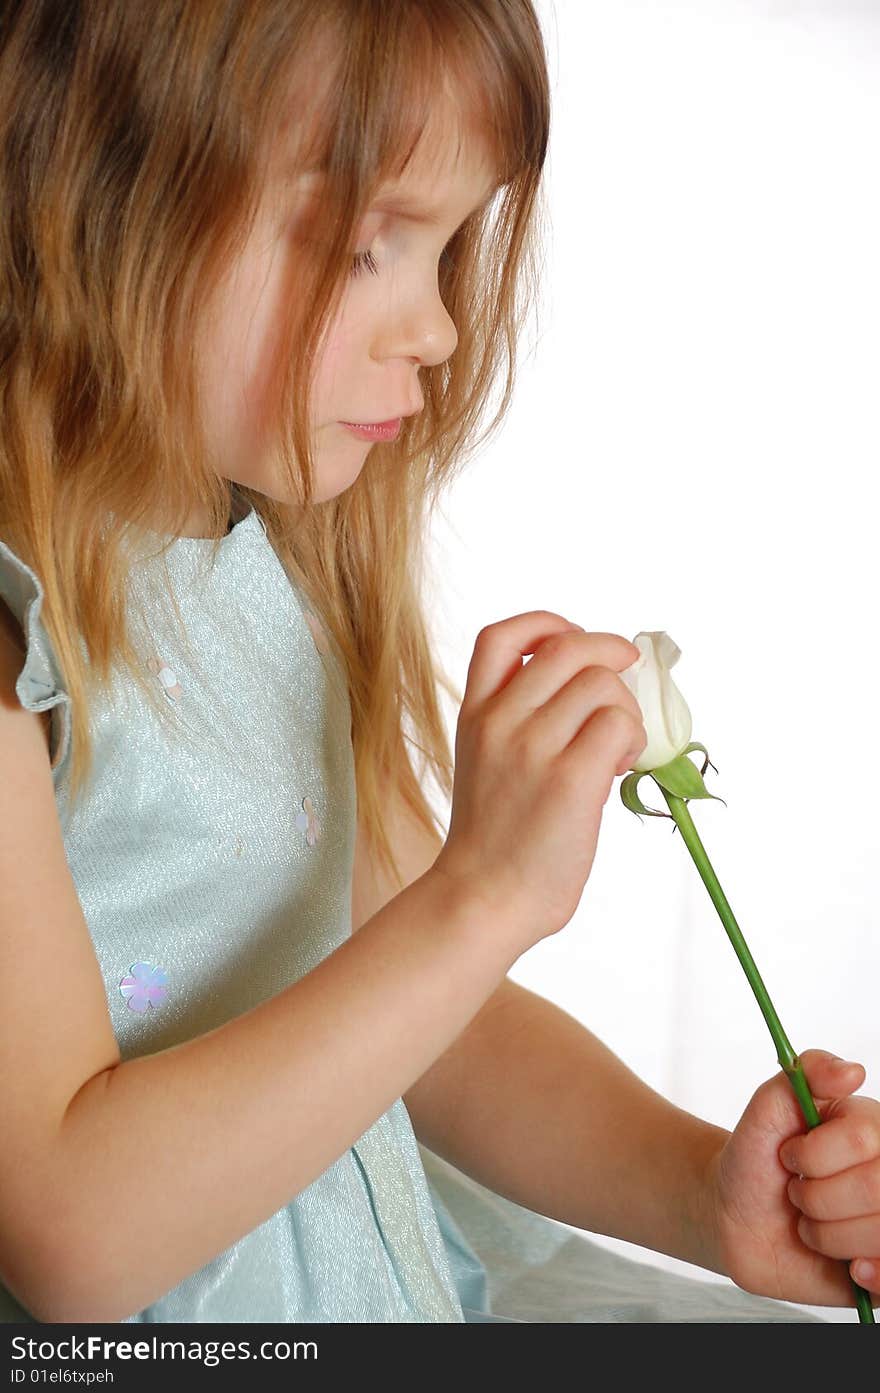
425, 0, 879, 1323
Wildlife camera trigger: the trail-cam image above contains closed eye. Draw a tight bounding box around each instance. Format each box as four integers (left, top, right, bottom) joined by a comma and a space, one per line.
349, 244, 456, 280
350, 248, 380, 279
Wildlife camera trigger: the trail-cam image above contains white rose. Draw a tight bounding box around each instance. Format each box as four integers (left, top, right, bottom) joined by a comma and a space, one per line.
619, 631, 692, 773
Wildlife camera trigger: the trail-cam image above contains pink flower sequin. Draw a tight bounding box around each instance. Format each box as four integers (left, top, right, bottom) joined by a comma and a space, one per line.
294, 795, 322, 847
119, 961, 169, 1013
147, 654, 182, 702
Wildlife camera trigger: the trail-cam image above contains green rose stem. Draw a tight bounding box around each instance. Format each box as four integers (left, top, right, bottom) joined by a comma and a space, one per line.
657, 781, 874, 1325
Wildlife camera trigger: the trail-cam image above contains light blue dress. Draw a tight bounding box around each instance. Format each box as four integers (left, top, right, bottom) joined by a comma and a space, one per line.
0, 498, 826, 1323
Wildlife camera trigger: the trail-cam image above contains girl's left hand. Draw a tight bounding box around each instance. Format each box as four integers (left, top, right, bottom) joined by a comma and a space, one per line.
705, 1049, 880, 1309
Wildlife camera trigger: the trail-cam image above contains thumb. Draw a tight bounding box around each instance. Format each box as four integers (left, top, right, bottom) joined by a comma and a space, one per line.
756, 1048, 866, 1143
796, 1047, 866, 1116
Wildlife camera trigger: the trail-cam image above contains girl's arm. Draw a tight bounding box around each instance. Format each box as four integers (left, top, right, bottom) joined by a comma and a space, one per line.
353, 792, 727, 1275
48, 867, 519, 1323
414, 980, 731, 1274
0, 611, 520, 1324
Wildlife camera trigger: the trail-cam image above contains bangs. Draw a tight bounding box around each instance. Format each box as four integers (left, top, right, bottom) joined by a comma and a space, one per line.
279, 0, 548, 208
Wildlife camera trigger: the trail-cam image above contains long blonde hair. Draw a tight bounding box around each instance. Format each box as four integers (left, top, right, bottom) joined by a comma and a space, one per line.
0, 0, 550, 895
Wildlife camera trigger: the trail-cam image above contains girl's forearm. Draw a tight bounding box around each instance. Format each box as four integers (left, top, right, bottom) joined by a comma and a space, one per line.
37, 870, 519, 1324
427, 983, 731, 1274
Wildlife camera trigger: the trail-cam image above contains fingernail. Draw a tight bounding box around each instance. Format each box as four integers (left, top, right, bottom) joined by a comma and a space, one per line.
831, 1056, 855, 1070
853, 1261, 875, 1284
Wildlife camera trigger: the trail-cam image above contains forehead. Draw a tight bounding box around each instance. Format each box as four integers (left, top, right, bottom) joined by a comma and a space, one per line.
293, 129, 499, 227
278, 71, 505, 225
384, 84, 500, 193
370, 154, 501, 226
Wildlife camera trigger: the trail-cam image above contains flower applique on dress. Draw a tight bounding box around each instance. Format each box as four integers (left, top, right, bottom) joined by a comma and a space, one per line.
119, 961, 169, 1014
147, 654, 183, 702
303, 610, 330, 656
294, 795, 322, 847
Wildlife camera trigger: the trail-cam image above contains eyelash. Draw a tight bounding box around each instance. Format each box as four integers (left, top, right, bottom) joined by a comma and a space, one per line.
350, 248, 379, 279
348, 246, 455, 279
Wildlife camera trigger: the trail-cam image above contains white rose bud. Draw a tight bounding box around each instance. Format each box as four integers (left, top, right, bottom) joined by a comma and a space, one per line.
619, 631, 692, 773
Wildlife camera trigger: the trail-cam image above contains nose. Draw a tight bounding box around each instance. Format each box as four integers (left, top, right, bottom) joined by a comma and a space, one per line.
372, 275, 458, 371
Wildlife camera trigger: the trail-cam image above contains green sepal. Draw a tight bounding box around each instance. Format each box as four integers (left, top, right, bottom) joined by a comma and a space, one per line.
650, 750, 725, 803
682, 741, 715, 775
619, 742, 726, 823
619, 770, 673, 822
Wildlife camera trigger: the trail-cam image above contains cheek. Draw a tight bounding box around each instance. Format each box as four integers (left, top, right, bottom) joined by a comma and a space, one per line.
223, 240, 294, 418
197, 328, 238, 441
198, 321, 272, 467
313, 323, 356, 406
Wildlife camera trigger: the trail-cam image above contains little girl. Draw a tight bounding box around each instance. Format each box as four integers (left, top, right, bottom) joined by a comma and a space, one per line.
0, 0, 877, 1325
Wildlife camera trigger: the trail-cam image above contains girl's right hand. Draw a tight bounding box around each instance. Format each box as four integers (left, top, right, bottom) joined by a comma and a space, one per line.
432, 613, 647, 953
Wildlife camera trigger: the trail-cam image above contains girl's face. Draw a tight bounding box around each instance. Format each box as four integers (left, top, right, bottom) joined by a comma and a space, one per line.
190, 120, 498, 536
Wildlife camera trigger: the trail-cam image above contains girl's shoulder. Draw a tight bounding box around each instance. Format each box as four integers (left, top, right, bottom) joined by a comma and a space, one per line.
0, 538, 72, 775
0, 593, 53, 761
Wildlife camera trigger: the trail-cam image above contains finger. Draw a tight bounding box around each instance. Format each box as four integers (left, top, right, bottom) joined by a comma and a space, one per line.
793, 1048, 867, 1113
515, 632, 644, 720
463, 615, 636, 710
780, 1095, 878, 1179
795, 1210, 880, 1262
464, 620, 638, 717
787, 1156, 880, 1222
523, 679, 644, 776
462, 612, 581, 710
527, 658, 646, 748
849, 1260, 880, 1298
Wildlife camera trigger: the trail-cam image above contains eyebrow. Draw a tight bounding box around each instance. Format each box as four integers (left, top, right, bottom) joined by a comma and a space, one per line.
370, 185, 500, 227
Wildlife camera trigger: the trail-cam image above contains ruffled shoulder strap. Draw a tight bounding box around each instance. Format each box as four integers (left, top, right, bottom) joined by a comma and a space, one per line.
0, 538, 72, 776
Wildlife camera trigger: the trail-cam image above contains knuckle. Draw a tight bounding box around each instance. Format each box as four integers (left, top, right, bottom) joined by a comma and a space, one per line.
594, 701, 633, 737
852, 1125, 877, 1162
541, 631, 577, 660
587, 660, 618, 682
580, 665, 644, 722
574, 664, 618, 700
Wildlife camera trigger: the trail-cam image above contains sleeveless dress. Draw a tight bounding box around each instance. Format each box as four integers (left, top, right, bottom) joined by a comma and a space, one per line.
0, 499, 826, 1323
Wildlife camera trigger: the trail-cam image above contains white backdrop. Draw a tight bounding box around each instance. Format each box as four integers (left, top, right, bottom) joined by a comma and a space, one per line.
425, 0, 879, 1322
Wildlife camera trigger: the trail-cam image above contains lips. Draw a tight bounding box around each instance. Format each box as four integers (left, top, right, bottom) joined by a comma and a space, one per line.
344, 418, 401, 429
340, 419, 403, 442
